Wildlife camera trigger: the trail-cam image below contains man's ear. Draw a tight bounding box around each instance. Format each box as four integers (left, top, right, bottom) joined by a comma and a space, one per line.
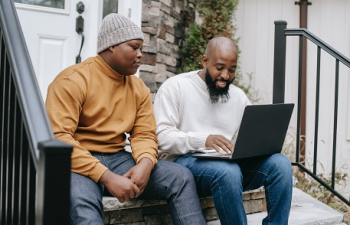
201, 55, 208, 67
108, 46, 115, 52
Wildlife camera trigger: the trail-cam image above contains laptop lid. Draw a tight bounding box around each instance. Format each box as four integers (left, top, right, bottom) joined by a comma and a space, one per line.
192, 103, 294, 160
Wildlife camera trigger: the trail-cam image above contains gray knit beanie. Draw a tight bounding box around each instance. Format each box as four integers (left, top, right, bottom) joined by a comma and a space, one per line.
97, 13, 144, 53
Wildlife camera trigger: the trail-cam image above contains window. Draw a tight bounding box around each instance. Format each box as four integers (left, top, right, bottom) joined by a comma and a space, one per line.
14, 0, 65, 9
102, 0, 118, 18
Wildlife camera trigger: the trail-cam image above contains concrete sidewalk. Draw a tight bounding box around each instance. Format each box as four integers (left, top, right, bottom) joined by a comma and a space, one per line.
208, 188, 345, 225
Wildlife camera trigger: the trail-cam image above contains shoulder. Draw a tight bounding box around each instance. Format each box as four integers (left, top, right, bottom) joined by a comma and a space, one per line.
52, 57, 95, 84
48, 57, 96, 97
124, 76, 153, 104
127, 75, 149, 91
169, 70, 198, 82
127, 75, 145, 84
158, 70, 198, 92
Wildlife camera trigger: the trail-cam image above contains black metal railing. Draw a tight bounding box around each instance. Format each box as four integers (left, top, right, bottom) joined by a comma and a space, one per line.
0, 1, 72, 225
273, 20, 350, 207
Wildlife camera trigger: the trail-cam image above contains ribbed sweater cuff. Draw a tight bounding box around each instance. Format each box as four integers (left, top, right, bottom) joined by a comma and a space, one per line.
136, 152, 158, 166
90, 162, 108, 183
189, 133, 209, 149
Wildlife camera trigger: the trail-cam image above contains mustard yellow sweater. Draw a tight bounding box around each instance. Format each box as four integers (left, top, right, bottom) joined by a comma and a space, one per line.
46, 55, 158, 182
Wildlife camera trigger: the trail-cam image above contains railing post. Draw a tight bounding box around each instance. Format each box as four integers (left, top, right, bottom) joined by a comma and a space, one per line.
273, 21, 287, 104
36, 139, 72, 225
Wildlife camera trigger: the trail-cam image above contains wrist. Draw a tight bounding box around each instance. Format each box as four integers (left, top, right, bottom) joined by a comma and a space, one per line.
99, 169, 118, 186
99, 169, 110, 185
138, 158, 154, 171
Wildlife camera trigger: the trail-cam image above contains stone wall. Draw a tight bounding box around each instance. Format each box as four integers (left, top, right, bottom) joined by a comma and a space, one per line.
140, 0, 194, 100
103, 188, 266, 224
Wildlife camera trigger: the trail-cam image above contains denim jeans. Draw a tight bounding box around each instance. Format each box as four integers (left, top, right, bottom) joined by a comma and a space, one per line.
175, 153, 293, 225
70, 151, 206, 225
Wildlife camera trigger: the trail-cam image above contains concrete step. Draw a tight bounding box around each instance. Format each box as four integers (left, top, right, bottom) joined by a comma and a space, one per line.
103, 188, 266, 224
207, 188, 345, 225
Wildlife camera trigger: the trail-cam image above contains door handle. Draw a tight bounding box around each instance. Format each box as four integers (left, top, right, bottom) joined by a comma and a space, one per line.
76, 15, 84, 34
76, 1, 85, 64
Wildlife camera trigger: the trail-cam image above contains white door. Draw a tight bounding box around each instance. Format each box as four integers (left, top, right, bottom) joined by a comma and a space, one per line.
15, 0, 142, 99
15, 0, 101, 100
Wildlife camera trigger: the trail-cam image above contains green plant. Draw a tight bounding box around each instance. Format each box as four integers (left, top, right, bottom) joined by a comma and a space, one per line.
179, 22, 205, 72
178, 0, 259, 101
178, 0, 239, 73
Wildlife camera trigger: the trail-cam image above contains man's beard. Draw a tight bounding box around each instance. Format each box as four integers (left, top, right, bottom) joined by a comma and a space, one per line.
205, 69, 232, 104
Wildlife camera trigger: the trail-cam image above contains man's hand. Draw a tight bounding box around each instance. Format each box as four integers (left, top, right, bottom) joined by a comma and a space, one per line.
123, 158, 154, 195
99, 170, 140, 203
205, 134, 234, 154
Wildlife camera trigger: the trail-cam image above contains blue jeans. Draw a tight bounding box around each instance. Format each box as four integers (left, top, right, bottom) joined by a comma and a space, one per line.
70, 151, 206, 225
175, 153, 293, 225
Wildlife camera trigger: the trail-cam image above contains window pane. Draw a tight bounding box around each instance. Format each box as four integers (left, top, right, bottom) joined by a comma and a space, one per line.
103, 0, 118, 18
14, 0, 65, 9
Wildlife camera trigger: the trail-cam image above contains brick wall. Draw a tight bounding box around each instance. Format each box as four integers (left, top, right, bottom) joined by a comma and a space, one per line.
140, 0, 194, 100
103, 188, 266, 224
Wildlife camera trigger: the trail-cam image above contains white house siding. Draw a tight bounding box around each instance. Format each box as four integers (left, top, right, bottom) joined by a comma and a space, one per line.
235, 0, 350, 195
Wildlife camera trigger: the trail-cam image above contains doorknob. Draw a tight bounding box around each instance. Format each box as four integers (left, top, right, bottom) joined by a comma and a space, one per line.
76, 1, 85, 14
76, 1, 85, 64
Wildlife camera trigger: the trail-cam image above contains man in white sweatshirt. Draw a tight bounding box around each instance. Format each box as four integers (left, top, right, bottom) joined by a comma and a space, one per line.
153, 37, 292, 225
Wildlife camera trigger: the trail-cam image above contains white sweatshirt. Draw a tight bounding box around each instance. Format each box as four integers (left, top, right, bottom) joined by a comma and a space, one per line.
153, 71, 251, 160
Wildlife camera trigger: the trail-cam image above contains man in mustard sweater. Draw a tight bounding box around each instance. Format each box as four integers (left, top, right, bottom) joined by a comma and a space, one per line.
45, 13, 206, 225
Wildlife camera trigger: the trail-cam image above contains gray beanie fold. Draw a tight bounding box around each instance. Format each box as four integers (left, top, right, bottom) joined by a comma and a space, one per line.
97, 14, 144, 53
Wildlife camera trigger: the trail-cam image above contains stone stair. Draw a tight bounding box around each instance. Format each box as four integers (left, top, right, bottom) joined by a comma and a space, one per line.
103, 188, 266, 224
102, 187, 345, 225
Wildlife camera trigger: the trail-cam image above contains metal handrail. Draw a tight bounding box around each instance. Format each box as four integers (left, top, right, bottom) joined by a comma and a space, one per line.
0, 0, 72, 224
273, 20, 350, 207
0, 0, 53, 164
285, 28, 350, 68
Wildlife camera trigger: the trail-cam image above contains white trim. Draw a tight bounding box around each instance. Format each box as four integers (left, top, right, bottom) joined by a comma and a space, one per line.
14, 0, 70, 15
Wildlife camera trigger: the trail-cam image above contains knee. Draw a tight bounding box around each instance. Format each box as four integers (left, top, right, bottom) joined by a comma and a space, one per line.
270, 154, 293, 181
211, 164, 243, 189
162, 162, 197, 188
219, 167, 242, 181
70, 172, 103, 205
179, 166, 197, 185
276, 154, 292, 173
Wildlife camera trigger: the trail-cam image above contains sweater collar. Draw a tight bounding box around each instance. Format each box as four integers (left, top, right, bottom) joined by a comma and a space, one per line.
95, 55, 125, 82
190, 70, 208, 92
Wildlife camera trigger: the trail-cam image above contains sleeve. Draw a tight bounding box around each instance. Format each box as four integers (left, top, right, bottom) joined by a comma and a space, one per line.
129, 85, 158, 165
153, 84, 210, 155
45, 77, 108, 183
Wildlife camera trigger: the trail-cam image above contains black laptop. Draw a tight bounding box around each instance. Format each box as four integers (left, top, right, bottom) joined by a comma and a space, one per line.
192, 103, 294, 160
